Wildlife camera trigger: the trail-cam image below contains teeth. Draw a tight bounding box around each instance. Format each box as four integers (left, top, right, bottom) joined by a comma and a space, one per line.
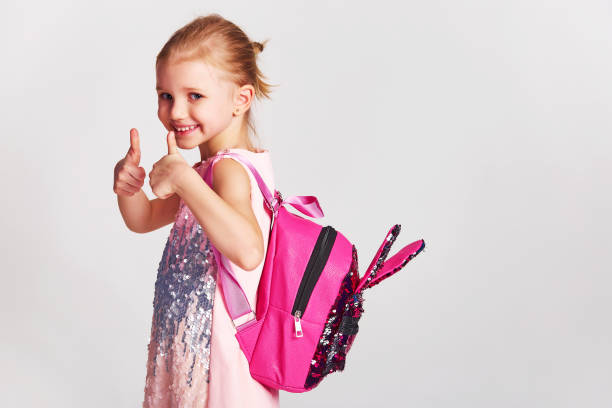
175, 124, 198, 132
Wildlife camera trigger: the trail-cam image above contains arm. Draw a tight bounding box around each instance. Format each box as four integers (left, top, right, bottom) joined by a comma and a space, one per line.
118, 191, 180, 233
175, 159, 264, 271
117, 161, 198, 233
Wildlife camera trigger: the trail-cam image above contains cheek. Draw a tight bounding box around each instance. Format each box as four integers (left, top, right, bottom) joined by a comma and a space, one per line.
201, 106, 230, 128
214, 103, 233, 124
210, 113, 232, 132
157, 106, 171, 128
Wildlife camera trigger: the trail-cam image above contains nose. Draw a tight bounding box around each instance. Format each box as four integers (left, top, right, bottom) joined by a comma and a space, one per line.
169, 99, 188, 121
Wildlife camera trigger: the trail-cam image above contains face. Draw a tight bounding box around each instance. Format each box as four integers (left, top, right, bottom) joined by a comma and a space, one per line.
156, 59, 238, 149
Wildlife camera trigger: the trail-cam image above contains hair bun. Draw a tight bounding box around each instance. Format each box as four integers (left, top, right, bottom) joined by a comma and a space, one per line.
251, 41, 264, 55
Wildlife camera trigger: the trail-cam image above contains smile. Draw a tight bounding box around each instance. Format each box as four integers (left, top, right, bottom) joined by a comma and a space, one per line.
174, 124, 200, 136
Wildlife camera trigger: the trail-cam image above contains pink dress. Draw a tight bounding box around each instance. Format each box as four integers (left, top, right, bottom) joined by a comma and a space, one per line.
142, 148, 280, 408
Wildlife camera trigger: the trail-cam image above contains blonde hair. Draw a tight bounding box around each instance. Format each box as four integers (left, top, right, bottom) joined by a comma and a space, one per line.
156, 13, 278, 149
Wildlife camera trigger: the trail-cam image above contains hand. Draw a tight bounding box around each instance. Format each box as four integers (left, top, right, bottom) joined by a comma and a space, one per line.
113, 128, 146, 196
149, 131, 190, 199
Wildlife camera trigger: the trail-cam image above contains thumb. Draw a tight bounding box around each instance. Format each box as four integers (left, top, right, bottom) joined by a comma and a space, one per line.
167, 131, 178, 154
128, 128, 141, 165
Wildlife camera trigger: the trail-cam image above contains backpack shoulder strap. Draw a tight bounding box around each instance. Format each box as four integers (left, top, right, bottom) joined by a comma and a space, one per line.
201, 152, 272, 326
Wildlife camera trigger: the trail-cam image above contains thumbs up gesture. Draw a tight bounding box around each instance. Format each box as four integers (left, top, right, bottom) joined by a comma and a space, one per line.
149, 131, 190, 199
113, 128, 146, 196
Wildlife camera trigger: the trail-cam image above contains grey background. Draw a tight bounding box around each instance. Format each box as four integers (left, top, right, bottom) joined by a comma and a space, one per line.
2, 0, 611, 406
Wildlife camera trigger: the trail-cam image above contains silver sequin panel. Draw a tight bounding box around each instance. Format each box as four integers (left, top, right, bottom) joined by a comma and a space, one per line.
149, 203, 218, 387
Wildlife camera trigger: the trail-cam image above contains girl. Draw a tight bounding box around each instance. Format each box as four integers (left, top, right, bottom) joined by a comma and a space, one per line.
113, 14, 280, 407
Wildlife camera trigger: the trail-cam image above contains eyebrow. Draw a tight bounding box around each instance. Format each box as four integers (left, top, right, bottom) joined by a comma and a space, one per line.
155, 86, 205, 92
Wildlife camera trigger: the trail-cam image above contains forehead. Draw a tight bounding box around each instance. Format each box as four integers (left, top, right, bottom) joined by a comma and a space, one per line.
156, 59, 231, 92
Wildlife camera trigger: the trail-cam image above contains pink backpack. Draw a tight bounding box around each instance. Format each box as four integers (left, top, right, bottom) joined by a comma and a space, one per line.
203, 151, 426, 392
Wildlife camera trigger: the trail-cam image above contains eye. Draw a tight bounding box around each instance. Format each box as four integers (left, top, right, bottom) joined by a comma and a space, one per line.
157, 92, 203, 101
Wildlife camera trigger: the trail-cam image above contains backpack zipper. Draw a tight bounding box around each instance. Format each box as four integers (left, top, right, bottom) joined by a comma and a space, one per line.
291, 225, 337, 337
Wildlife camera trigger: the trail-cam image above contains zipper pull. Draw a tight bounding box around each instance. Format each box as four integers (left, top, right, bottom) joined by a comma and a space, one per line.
294, 311, 303, 338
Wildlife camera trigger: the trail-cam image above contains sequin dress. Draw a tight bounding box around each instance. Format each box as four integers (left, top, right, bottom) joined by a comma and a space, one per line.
143, 148, 280, 408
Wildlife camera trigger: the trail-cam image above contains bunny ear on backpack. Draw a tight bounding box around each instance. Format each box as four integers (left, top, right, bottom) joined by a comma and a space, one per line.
355, 224, 426, 293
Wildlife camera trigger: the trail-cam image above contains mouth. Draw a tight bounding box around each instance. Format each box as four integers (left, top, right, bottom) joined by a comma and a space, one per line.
173, 124, 200, 136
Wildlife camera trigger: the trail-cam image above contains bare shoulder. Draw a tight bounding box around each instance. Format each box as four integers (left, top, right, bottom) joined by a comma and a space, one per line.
210, 157, 265, 270
211, 158, 252, 207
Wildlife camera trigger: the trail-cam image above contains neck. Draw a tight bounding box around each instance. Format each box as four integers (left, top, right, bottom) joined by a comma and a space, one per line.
198, 117, 253, 160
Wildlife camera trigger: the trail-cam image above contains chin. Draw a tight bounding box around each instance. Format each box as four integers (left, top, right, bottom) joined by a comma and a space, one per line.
179, 138, 203, 150
176, 140, 192, 150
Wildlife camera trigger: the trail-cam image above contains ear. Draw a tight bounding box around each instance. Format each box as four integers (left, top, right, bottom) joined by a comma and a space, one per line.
234, 84, 255, 114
